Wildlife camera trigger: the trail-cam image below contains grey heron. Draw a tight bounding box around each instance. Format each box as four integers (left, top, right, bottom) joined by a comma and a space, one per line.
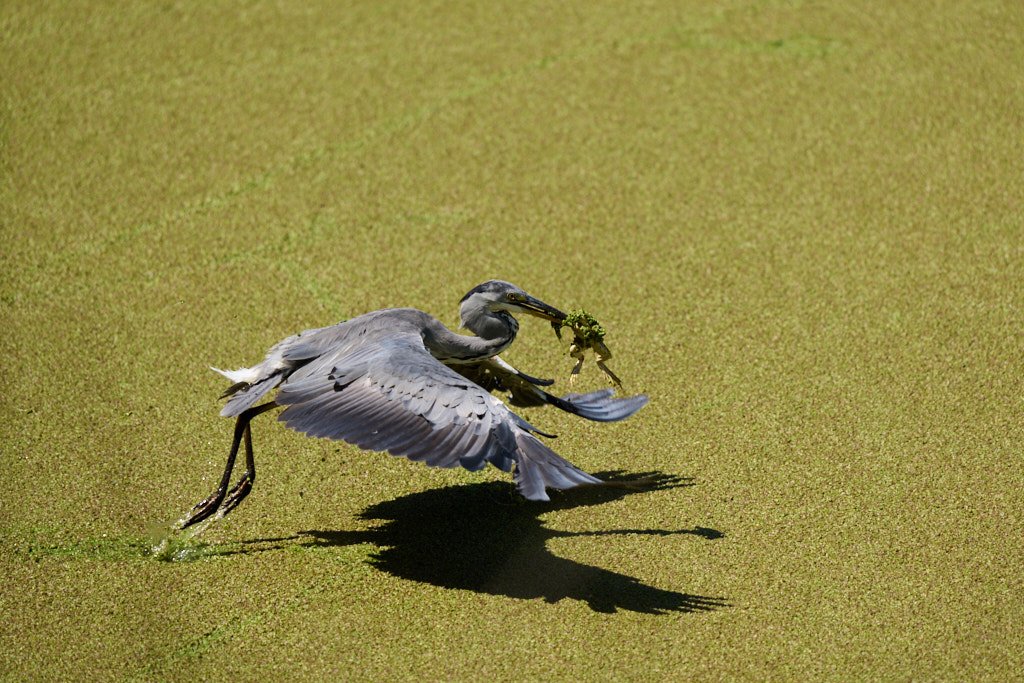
180, 280, 649, 528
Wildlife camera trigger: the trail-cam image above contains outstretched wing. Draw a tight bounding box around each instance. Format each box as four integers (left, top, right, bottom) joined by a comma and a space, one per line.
273, 331, 602, 501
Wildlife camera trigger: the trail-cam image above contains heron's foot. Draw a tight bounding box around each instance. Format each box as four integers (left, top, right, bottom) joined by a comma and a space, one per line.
180, 489, 226, 529
192, 488, 223, 512
219, 472, 254, 517
178, 472, 254, 529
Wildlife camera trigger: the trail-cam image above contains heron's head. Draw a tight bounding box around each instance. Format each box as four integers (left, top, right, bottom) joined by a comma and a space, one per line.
459, 280, 567, 329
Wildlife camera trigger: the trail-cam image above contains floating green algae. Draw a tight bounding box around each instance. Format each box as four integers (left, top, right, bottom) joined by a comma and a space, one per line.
147, 519, 224, 563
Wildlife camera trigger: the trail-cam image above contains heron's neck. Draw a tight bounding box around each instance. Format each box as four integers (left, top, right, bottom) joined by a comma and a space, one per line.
424, 312, 518, 363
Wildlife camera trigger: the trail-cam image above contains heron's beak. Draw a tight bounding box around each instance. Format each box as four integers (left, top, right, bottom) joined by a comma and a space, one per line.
518, 295, 567, 323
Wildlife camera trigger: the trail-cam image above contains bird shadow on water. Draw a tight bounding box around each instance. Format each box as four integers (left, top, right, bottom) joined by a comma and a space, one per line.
294, 472, 728, 615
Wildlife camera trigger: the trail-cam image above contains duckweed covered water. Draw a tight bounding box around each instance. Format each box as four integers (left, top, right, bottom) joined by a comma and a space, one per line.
147, 519, 222, 563
4, 1, 1023, 679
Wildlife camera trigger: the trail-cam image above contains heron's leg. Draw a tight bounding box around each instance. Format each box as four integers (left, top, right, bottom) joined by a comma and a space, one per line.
180, 402, 277, 528
218, 421, 258, 516
490, 356, 554, 386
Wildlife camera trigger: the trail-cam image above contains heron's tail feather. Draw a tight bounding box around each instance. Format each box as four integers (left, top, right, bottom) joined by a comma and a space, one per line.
211, 366, 284, 418
512, 432, 604, 501
217, 381, 250, 400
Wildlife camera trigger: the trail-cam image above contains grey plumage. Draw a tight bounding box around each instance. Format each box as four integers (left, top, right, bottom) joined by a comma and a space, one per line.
181, 281, 648, 528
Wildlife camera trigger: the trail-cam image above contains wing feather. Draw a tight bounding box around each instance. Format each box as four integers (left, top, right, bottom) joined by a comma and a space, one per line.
268, 327, 611, 500
215, 309, 649, 501
512, 431, 604, 501
273, 331, 599, 497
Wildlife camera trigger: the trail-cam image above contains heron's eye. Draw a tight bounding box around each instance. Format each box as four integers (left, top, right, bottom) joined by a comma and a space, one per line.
507, 292, 524, 302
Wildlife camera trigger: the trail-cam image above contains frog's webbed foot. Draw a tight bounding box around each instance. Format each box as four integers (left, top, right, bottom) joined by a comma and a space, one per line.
569, 341, 586, 386
592, 340, 622, 387
595, 359, 622, 387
